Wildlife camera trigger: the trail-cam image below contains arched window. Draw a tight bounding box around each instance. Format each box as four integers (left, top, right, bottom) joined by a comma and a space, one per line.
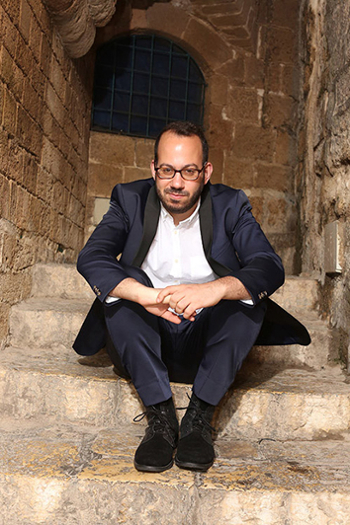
92, 34, 206, 138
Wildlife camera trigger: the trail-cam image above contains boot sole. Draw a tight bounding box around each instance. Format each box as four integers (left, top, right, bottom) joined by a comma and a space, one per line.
175, 456, 213, 472
134, 459, 174, 473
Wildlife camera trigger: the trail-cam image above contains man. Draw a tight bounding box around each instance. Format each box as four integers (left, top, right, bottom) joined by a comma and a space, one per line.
74, 121, 310, 473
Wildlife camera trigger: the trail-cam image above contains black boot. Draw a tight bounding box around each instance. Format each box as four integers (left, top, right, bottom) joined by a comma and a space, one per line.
134, 397, 179, 472
175, 393, 215, 471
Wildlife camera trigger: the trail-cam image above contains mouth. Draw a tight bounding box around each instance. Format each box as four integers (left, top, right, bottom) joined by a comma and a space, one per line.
165, 190, 188, 200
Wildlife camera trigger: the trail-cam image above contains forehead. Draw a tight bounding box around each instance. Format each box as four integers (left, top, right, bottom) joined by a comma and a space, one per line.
157, 132, 202, 162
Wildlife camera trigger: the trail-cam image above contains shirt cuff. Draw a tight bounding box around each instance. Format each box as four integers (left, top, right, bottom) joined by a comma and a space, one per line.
105, 295, 121, 304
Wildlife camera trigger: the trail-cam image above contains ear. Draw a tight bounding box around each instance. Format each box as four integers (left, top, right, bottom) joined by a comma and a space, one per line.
150, 160, 156, 181
203, 162, 213, 185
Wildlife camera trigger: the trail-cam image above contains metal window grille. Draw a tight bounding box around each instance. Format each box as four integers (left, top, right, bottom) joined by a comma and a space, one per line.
92, 34, 207, 138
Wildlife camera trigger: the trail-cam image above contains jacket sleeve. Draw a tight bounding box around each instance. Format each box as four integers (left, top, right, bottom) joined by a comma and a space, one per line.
228, 190, 285, 305
77, 186, 131, 302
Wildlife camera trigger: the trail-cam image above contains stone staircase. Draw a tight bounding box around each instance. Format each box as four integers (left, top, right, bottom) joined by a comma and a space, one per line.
1, 263, 350, 524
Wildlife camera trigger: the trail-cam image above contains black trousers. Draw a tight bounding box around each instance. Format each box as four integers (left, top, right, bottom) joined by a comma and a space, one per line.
104, 267, 266, 407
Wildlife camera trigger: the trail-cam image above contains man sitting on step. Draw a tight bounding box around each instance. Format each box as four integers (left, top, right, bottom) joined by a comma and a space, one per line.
74, 121, 310, 473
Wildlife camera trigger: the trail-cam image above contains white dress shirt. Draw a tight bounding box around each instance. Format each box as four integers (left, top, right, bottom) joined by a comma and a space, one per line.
106, 199, 253, 307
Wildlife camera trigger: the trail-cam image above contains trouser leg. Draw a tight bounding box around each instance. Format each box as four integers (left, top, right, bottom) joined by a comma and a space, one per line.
192, 300, 266, 406
103, 266, 173, 406
105, 300, 173, 406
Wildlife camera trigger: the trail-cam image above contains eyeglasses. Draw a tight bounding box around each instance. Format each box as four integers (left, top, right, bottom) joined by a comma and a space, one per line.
154, 164, 206, 181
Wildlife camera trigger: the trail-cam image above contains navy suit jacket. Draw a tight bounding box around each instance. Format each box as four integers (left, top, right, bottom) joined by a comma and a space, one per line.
74, 179, 310, 356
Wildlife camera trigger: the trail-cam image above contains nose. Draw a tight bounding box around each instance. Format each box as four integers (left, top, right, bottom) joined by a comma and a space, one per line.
170, 171, 185, 189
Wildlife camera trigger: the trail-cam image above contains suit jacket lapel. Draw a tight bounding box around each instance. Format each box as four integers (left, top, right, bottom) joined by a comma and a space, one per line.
199, 184, 231, 277
132, 184, 160, 267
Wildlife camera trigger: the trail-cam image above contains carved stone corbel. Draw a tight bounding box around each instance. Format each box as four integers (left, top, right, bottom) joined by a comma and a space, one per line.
42, 0, 117, 58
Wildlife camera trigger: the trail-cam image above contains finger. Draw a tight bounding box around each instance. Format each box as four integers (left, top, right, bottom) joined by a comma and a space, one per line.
157, 288, 174, 303
161, 310, 182, 324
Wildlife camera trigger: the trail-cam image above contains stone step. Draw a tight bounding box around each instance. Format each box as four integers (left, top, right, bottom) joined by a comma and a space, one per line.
31, 264, 319, 313
9, 298, 90, 349
249, 310, 332, 369
1, 423, 350, 524
31, 263, 93, 300
8, 298, 331, 369
1, 346, 349, 440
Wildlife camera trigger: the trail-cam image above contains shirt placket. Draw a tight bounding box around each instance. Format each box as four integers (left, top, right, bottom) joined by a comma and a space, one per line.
171, 224, 182, 285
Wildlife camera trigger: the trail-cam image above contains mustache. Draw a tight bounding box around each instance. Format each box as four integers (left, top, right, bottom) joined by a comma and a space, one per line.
164, 188, 189, 196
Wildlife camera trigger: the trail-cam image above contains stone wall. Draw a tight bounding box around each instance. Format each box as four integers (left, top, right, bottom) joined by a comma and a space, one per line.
299, 0, 350, 364
87, 0, 302, 273
0, 0, 92, 349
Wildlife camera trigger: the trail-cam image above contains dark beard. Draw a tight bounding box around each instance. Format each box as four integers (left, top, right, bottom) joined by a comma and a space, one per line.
156, 180, 204, 216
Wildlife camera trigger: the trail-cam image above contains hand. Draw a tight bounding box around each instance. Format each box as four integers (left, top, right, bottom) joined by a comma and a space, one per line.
109, 278, 181, 324
137, 286, 182, 324
157, 281, 226, 321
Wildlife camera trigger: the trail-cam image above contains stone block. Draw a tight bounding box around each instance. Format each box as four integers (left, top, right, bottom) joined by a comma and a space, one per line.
15, 185, 31, 231
244, 56, 264, 88
224, 154, 255, 188
0, 128, 9, 176
248, 195, 263, 225
145, 3, 188, 40
267, 27, 297, 64
275, 130, 295, 166
19, 0, 32, 44
49, 58, 66, 104
201, 1, 245, 16
265, 93, 297, 129
281, 64, 299, 97
16, 105, 33, 151
29, 11, 42, 63
13, 237, 36, 272
228, 87, 261, 124
88, 162, 122, 198
208, 74, 229, 106
39, 33, 52, 80
232, 124, 276, 162
124, 166, 151, 183
0, 217, 17, 263
272, 0, 300, 31
89, 132, 135, 166
0, 271, 31, 304
22, 154, 38, 195
135, 139, 154, 168
2, 89, 17, 136
266, 197, 289, 232
15, 32, 36, 79
22, 78, 42, 121
0, 301, 10, 348
0, 46, 24, 102
208, 105, 234, 150
209, 148, 224, 182
216, 56, 245, 83
183, 18, 231, 70
255, 162, 293, 192
0, 174, 10, 221
0, 7, 18, 59
46, 82, 65, 128
41, 137, 62, 181
28, 61, 46, 98
7, 141, 25, 185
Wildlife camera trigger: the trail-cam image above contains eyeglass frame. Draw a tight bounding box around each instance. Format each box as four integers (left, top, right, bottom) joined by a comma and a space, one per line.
154, 163, 207, 181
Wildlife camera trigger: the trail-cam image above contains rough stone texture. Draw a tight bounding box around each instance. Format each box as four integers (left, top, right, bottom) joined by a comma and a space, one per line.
42, 0, 116, 58
2, 425, 350, 523
299, 0, 350, 367
1, 263, 349, 523
0, 1, 93, 350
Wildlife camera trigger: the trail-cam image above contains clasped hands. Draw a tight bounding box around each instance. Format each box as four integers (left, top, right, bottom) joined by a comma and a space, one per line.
142, 281, 227, 324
